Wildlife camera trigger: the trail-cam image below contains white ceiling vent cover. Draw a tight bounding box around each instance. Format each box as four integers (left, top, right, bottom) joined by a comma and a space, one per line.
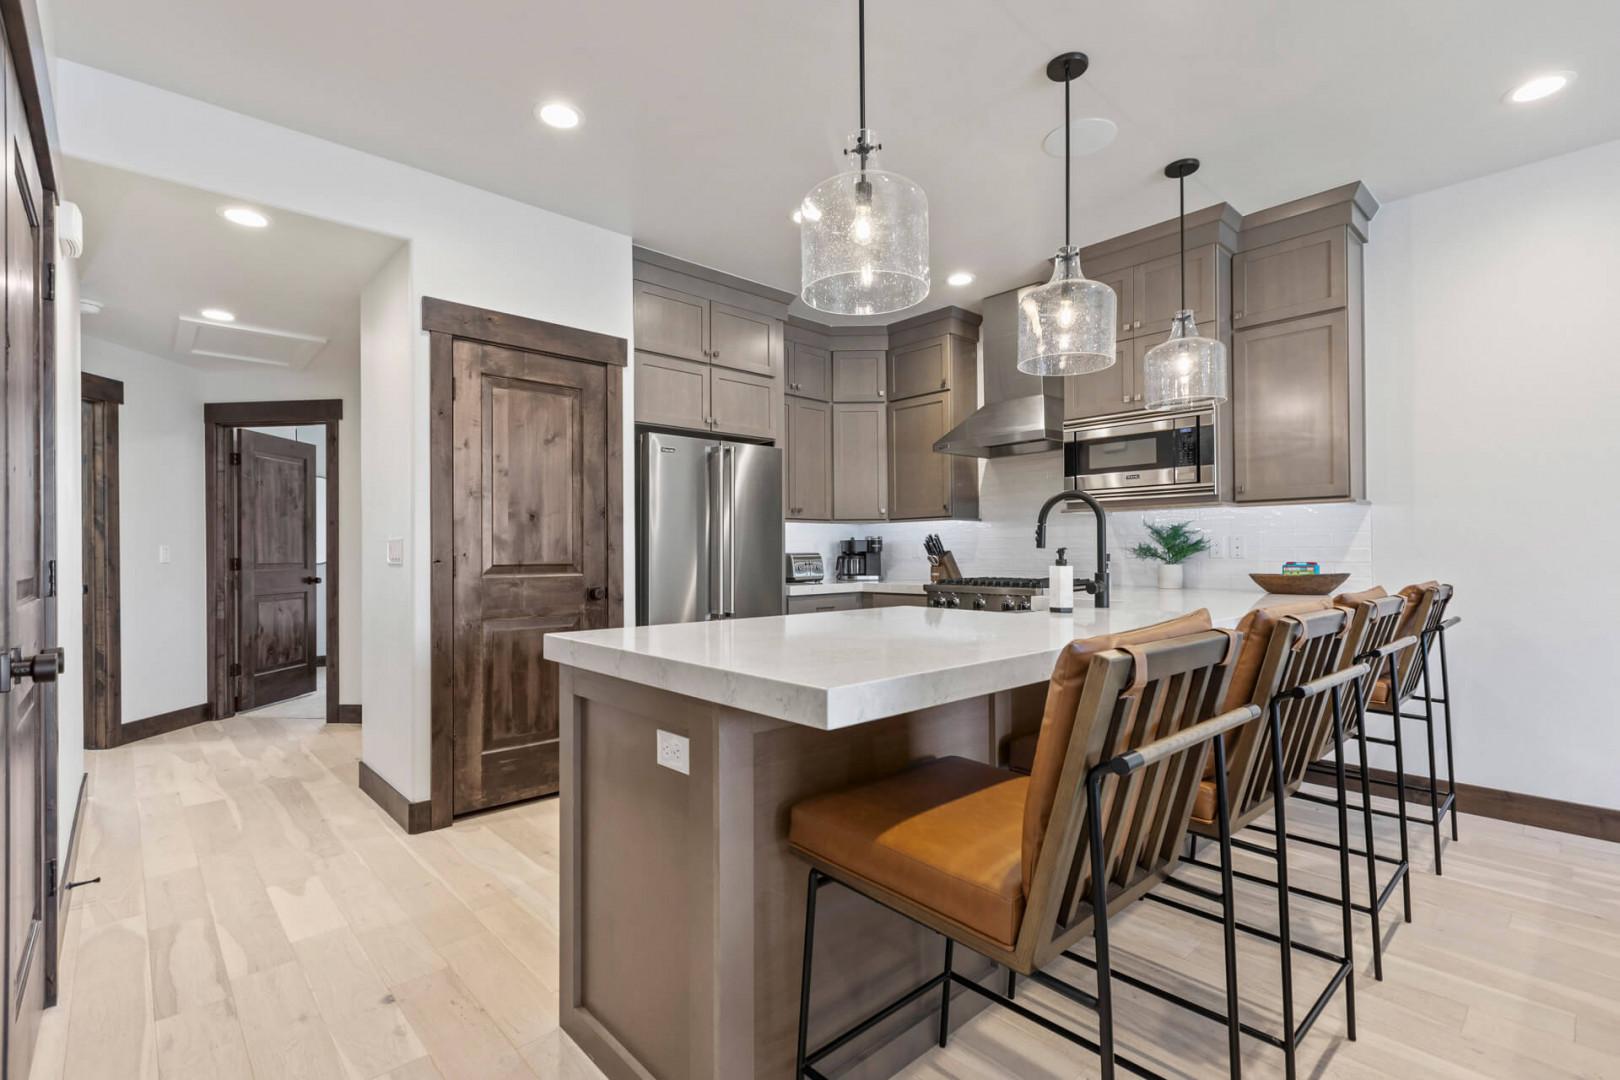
173, 315, 327, 369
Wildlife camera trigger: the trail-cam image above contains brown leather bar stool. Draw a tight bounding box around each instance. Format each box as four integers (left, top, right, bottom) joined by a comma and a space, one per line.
1157, 602, 1365, 1080
788, 611, 1258, 1079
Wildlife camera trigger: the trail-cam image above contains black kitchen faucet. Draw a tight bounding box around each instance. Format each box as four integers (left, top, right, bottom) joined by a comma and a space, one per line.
1035, 489, 1110, 609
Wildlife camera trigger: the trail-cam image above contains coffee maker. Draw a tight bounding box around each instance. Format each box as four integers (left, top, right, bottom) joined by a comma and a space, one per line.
835, 536, 884, 581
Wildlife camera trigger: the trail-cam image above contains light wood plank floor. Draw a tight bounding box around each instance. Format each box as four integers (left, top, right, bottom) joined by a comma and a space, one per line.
30, 710, 1620, 1079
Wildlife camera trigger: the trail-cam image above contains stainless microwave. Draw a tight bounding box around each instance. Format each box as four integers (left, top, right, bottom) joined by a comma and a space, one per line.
1064, 408, 1218, 502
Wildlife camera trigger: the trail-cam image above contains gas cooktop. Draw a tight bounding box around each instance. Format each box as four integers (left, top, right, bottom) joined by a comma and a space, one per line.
929, 577, 1046, 591
923, 576, 1046, 611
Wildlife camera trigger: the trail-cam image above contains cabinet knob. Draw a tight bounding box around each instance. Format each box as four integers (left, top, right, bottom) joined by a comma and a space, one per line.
1234, 311, 1243, 319
878, 389, 885, 397
1236, 483, 1245, 495
1135, 394, 1143, 402
711, 350, 720, 359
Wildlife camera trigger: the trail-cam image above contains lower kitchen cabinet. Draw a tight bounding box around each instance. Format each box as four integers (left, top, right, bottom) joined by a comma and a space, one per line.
832, 402, 887, 520
785, 397, 832, 520
886, 391, 953, 520
634, 351, 709, 431
865, 593, 927, 608
1232, 309, 1355, 502
787, 593, 861, 614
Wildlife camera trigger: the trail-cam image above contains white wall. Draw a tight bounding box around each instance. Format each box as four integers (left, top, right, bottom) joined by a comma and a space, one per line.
53, 236, 83, 862
1365, 137, 1620, 811
54, 62, 636, 802
80, 335, 363, 722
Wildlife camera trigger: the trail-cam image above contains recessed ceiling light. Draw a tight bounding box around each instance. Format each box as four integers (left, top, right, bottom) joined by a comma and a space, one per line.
946, 271, 975, 287
1041, 117, 1118, 158
537, 102, 582, 129
1507, 71, 1575, 104
80, 298, 104, 316
220, 206, 270, 229
200, 308, 236, 322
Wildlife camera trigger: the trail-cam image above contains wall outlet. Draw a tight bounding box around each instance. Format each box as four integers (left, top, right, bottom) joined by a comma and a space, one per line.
385, 538, 405, 566
158, 544, 171, 564
656, 729, 690, 775
1208, 536, 1225, 559
1230, 535, 1246, 560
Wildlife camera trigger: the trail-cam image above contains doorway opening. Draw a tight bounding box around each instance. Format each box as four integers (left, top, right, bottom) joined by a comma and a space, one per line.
204, 400, 344, 726
80, 373, 123, 750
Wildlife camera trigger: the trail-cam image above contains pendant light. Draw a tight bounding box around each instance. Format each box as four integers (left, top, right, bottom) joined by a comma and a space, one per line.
1141, 158, 1229, 409
1017, 52, 1117, 376
799, 0, 929, 316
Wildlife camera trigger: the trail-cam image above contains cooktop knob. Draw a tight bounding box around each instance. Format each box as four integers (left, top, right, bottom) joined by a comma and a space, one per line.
946, 595, 960, 608
1001, 597, 1016, 611
972, 596, 986, 610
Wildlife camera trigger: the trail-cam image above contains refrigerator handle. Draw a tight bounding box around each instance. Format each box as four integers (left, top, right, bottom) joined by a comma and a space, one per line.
725, 445, 737, 617
707, 446, 724, 620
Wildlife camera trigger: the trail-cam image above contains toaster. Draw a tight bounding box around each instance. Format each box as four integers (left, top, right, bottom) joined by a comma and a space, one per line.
785, 552, 825, 584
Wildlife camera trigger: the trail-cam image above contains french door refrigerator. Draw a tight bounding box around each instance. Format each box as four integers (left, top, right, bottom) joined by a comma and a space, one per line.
637, 431, 785, 626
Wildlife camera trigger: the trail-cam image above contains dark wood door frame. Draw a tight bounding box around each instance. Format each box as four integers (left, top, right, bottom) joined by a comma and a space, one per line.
80, 373, 121, 751
204, 400, 343, 726
424, 297, 625, 831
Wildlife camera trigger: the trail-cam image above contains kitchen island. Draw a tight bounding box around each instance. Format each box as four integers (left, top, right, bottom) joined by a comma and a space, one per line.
545, 589, 1277, 1080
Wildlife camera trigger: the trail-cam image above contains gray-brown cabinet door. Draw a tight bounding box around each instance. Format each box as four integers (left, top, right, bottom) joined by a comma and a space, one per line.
786, 397, 831, 519
236, 429, 319, 710
451, 340, 610, 813
710, 301, 775, 376
1136, 246, 1217, 336
1233, 228, 1347, 329
787, 342, 831, 399
634, 281, 709, 362
889, 336, 951, 400
887, 391, 953, 520
1096, 267, 1136, 338
1232, 311, 1350, 502
832, 350, 886, 402
1063, 339, 1133, 420
832, 402, 887, 520
634, 352, 710, 431
711, 366, 777, 441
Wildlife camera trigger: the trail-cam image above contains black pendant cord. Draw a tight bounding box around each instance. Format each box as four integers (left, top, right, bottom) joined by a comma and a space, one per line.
1178, 173, 1186, 311
852, 0, 876, 173
1063, 73, 1071, 248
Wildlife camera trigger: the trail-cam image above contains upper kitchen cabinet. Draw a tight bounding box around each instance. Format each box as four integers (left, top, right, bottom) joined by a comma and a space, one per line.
1136, 246, 1220, 336
1231, 182, 1376, 503
632, 248, 791, 440
886, 308, 980, 520
889, 336, 952, 400
1063, 338, 1134, 420
832, 350, 887, 402
887, 391, 953, 520
832, 402, 887, 520
785, 397, 832, 520
786, 340, 830, 400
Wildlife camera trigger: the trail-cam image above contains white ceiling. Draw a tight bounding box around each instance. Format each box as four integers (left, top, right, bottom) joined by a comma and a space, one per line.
51, 0, 1620, 314
65, 156, 403, 372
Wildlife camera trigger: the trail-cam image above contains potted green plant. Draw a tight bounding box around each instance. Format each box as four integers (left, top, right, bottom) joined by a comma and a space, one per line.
1129, 521, 1211, 590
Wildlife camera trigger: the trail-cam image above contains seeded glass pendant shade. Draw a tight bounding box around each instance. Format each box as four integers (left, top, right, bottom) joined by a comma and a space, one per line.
1018, 52, 1116, 376
799, 1, 929, 316
1142, 158, 1229, 409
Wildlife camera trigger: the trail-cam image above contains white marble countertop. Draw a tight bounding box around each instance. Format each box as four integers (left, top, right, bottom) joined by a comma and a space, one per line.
785, 581, 929, 596
545, 587, 1285, 731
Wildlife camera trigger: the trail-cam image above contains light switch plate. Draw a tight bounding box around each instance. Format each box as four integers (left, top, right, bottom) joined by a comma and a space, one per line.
656, 729, 690, 775
386, 538, 405, 566
158, 544, 171, 564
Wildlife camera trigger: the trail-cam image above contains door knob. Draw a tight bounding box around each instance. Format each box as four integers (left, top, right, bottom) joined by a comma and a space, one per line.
0, 647, 60, 692
587, 586, 607, 601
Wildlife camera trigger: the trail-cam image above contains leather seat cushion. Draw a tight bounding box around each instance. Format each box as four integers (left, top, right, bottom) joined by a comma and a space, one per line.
789, 756, 1029, 947
1022, 609, 1214, 895
1006, 732, 1038, 774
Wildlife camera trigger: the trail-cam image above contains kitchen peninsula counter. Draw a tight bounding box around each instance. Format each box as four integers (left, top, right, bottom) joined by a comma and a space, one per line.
546, 588, 1277, 1080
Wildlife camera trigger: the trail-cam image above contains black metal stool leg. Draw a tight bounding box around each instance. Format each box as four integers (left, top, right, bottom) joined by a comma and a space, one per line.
1005, 966, 1016, 1000
1385, 654, 1414, 923
1087, 773, 1116, 1080
1212, 738, 1242, 1079
1439, 627, 1459, 843
937, 939, 954, 1048
1330, 688, 1358, 1041
1267, 702, 1298, 1080
796, 869, 822, 1078
1419, 644, 1444, 875
1351, 676, 1384, 979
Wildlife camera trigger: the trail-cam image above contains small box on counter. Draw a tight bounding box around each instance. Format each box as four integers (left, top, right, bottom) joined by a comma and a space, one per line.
1281, 561, 1321, 576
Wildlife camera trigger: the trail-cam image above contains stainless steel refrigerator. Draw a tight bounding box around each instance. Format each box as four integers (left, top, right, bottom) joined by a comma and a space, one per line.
637, 431, 785, 626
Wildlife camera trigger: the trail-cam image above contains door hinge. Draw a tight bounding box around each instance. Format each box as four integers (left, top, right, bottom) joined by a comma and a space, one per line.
44, 262, 54, 302
46, 559, 56, 598
230, 662, 242, 677
230, 451, 241, 466
45, 859, 55, 899
230, 556, 241, 572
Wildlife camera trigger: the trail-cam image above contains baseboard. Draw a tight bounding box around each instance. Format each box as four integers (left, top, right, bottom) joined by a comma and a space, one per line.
335, 704, 362, 724
119, 702, 212, 746
358, 761, 434, 834
1309, 763, 1620, 844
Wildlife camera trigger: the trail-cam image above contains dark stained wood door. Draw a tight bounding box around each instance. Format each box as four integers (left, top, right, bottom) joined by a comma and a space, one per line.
451, 340, 609, 813
3, 57, 49, 1078
235, 429, 319, 710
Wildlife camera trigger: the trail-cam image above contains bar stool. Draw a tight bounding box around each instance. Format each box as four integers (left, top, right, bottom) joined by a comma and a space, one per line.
788, 610, 1257, 1079
1156, 602, 1366, 1080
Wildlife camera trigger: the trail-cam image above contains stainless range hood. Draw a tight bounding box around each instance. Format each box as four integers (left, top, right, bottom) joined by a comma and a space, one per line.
933, 284, 1064, 458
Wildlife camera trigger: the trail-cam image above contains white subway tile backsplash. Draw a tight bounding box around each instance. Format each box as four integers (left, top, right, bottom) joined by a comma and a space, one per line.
786, 451, 1376, 594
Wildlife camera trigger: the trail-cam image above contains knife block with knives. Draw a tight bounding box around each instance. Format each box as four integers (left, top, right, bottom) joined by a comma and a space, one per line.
923, 534, 962, 582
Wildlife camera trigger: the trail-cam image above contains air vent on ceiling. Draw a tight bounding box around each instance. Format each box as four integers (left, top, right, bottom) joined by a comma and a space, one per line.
172, 315, 327, 369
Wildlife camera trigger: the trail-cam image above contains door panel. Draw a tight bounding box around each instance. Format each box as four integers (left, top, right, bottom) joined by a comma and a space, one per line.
1135, 247, 1217, 336
633, 282, 708, 362
888, 337, 950, 400
785, 398, 831, 520
786, 342, 830, 400
1232, 311, 1350, 502
633, 352, 710, 432
709, 302, 775, 376
1062, 339, 1132, 421
236, 429, 318, 710
726, 442, 784, 619
453, 341, 610, 813
831, 402, 886, 520
4, 68, 48, 1079
887, 392, 952, 520
709, 367, 776, 441
831, 350, 885, 402
1233, 229, 1347, 328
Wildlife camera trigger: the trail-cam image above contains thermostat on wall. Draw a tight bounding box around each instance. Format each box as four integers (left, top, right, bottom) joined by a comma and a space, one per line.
386, 538, 405, 566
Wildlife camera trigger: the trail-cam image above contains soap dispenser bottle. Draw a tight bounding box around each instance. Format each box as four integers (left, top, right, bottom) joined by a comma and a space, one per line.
1049, 547, 1074, 614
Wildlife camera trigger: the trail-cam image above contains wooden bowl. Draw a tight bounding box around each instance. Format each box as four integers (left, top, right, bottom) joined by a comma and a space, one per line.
1248, 572, 1350, 596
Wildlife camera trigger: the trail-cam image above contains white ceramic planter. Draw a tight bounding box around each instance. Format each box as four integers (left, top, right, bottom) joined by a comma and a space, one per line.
1158, 563, 1185, 590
